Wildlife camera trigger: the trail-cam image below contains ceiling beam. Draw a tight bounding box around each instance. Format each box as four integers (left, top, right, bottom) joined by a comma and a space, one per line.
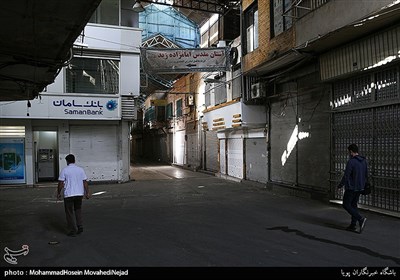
139, 0, 234, 14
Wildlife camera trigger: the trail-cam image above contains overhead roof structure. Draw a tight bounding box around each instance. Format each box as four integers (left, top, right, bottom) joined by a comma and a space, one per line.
139, 0, 235, 14
139, 0, 240, 26
140, 33, 183, 96
138, 2, 204, 97
0, 0, 102, 101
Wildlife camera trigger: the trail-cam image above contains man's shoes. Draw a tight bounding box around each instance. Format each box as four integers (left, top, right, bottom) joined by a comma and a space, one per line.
77, 227, 83, 234
359, 218, 367, 234
346, 224, 357, 232
67, 230, 77, 237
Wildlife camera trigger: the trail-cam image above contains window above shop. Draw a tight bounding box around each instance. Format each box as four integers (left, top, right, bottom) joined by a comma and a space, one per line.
176, 99, 183, 117
66, 57, 119, 95
200, 14, 219, 48
89, 0, 139, 28
166, 102, 173, 119
89, 0, 119, 25
271, 0, 293, 38
243, 2, 258, 54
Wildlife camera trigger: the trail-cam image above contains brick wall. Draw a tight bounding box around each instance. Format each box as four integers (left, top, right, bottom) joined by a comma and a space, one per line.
242, 0, 254, 10
242, 1, 295, 74
166, 73, 201, 131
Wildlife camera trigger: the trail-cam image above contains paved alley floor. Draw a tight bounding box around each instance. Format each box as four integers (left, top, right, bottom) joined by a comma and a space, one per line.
1, 164, 399, 278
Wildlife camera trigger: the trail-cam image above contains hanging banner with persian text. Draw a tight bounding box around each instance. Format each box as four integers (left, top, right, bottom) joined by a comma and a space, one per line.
141, 47, 230, 74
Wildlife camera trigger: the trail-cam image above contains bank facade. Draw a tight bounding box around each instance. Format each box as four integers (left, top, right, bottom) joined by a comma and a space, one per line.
0, 1, 141, 185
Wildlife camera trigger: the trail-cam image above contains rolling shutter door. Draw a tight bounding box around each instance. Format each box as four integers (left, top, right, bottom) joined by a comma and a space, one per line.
205, 131, 218, 172
70, 125, 118, 181
246, 138, 267, 183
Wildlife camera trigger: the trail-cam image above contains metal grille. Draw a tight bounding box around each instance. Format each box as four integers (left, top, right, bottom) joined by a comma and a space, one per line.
288, 0, 330, 19
352, 75, 372, 105
332, 74, 372, 108
331, 86, 400, 212
332, 109, 374, 174
332, 80, 351, 108
121, 96, 136, 120
376, 67, 398, 100
332, 67, 399, 109
372, 105, 400, 211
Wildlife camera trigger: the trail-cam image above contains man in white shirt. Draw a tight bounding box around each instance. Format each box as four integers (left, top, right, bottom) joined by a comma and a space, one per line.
57, 154, 90, 237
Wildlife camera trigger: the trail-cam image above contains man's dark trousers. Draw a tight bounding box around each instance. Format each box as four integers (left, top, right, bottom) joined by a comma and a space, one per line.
64, 196, 83, 232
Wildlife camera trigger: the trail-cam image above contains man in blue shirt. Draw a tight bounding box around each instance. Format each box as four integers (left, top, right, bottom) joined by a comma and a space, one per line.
338, 144, 368, 233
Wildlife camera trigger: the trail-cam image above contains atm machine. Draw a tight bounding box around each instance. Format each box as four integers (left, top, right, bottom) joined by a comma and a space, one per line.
38, 149, 56, 181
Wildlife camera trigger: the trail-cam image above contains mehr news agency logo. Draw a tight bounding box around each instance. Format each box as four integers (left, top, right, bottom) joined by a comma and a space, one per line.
3, 245, 29, 265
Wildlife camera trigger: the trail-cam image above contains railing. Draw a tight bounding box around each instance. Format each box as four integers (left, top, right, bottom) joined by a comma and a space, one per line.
284, 0, 330, 19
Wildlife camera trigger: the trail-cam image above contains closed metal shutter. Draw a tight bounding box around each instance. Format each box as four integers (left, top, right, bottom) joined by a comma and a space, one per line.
159, 134, 168, 163
70, 125, 118, 181
269, 73, 330, 191
270, 96, 297, 185
245, 138, 267, 183
205, 131, 219, 172
219, 138, 226, 174
186, 132, 198, 168
174, 130, 185, 165
168, 133, 173, 163
227, 138, 243, 179
331, 66, 400, 212
297, 82, 330, 189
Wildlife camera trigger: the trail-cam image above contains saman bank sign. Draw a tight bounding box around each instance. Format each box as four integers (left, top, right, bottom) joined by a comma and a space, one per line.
50, 96, 120, 119
52, 98, 118, 117
0, 95, 121, 120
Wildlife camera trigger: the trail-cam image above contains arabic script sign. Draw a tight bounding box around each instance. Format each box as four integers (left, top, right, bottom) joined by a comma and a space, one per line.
50, 97, 119, 119
0, 95, 120, 120
141, 47, 230, 74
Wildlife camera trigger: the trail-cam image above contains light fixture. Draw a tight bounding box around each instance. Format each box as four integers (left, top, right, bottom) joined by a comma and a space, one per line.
132, 1, 145, 12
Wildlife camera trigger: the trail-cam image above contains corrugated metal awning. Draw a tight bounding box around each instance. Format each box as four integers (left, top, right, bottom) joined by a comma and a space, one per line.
320, 25, 400, 81
244, 50, 308, 77
295, 2, 400, 54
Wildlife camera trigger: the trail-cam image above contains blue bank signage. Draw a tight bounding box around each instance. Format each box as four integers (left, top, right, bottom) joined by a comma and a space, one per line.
51, 98, 119, 118
0, 95, 121, 120
0, 138, 25, 184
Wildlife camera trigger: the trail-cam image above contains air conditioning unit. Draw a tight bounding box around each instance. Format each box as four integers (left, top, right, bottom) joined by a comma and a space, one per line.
251, 82, 265, 99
